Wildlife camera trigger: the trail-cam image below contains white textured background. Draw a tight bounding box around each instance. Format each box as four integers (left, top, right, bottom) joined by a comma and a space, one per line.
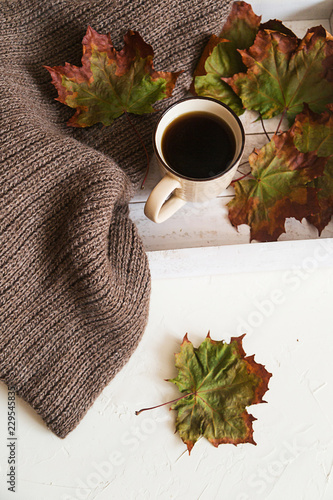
1, 238, 333, 500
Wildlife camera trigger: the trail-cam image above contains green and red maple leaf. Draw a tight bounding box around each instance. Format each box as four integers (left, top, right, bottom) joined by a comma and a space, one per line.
224, 26, 333, 122
228, 105, 333, 241
293, 105, 333, 234
136, 333, 271, 454
169, 333, 271, 454
45, 26, 180, 127
191, 1, 262, 115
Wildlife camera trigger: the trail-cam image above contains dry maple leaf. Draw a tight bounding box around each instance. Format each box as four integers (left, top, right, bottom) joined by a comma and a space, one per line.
45, 26, 180, 127
191, 1, 261, 114
191, 38, 244, 115
168, 333, 271, 454
259, 19, 297, 38
224, 26, 333, 122
293, 104, 333, 234
191, 2, 299, 116
228, 131, 326, 242
219, 0, 261, 49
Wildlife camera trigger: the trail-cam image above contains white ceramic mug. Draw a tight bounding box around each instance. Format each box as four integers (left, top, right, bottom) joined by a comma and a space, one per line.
144, 97, 245, 223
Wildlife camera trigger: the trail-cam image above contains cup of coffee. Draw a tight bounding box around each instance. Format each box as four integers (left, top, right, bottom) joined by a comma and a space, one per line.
144, 96, 245, 223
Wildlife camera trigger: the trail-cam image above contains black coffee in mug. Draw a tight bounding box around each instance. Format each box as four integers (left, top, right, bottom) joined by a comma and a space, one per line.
161, 111, 236, 179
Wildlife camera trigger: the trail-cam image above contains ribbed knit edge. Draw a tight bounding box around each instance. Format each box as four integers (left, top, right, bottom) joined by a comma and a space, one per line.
0, 207, 151, 438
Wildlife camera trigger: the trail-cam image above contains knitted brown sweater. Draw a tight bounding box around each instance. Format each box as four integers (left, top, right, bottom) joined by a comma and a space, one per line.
0, 0, 233, 437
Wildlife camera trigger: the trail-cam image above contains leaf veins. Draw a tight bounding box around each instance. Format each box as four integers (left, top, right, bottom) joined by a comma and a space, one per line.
168, 333, 271, 454
224, 26, 333, 122
45, 26, 181, 127
227, 130, 326, 242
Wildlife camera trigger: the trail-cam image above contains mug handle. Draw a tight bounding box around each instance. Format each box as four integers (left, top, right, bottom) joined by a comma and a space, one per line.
144, 174, 186, 223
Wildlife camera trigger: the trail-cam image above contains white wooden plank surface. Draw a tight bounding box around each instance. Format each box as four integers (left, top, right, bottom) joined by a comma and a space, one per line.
129, 19, 333, 252
147, 238, 333, 279
250, 0, 332, 21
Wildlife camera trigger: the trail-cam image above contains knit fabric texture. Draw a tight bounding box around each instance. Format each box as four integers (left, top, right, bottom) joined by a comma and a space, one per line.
0, 0, 233, 438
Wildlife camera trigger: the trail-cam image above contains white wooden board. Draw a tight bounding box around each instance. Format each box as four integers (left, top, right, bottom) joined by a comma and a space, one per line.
147, 238, 333, 279
250, 0, 332, 21
129, 19, 333, 253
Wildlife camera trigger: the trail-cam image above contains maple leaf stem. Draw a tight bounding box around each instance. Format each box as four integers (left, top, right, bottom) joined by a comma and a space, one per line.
237, 161, 250, 171
274, 108, 287, 136
124, 110, 150, 189
259, 113, 270, 142
232, 171, 251, 183
135, 391, 196, 416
